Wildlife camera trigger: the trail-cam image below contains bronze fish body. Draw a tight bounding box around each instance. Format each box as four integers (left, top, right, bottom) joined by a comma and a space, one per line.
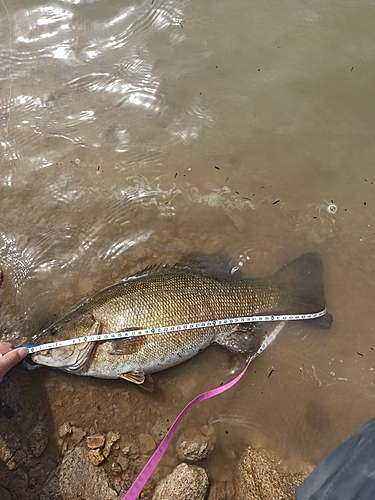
31, 252, 331, 388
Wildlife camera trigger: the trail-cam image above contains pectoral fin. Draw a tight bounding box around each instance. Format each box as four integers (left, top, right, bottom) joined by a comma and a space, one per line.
108, 333, 145, 355
214, 324, 265, 354
120, 371, 155, 392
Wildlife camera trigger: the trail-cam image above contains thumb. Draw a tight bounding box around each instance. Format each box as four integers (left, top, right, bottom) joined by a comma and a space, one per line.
0, 347, 28, 380
14, 347, 29, 361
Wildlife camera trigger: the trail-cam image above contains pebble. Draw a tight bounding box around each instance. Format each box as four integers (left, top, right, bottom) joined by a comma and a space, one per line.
71, 425, 87, 445
116, 454, 129, 471
123, 443, 140, 460
152, 462, 209, 500
61, 442, 69, 455
177, 428, 215, 462
103, 431, 121, 458
58, 421, 72, 438
178, 376, 199, 398
88, 448, 105, 466
29, 424, 49, 458
200, 424, 215, 438
139, 433, 156, 454
86, 434, 106, 449
150, 417, 171, 442
6, 448, 27, 471
0, 432, 21, 464
111, 461, 122, 475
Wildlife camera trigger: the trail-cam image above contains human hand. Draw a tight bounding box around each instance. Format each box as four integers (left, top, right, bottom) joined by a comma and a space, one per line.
0, 342, 28, 381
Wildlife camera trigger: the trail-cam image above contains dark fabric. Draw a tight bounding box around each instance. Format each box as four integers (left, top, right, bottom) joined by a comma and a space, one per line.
296, 416, 375, 500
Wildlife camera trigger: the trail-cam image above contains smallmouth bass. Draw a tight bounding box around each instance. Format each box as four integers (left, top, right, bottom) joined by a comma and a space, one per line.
31, 252, 331, 389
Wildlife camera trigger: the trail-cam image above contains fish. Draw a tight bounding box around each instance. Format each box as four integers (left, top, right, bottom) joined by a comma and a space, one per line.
31, 252, 331, 389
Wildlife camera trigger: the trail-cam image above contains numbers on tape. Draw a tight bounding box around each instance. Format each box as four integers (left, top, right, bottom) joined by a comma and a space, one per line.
28, 308, 326, 354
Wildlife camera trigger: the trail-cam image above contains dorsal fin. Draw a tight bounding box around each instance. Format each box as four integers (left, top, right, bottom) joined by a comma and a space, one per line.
129, 263, 174, 278
174, 253, 235, 277
127, 253, 241, 281
85, 253, 244, 307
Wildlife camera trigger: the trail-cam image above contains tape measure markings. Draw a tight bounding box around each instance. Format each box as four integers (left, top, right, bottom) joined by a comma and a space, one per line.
28, 309, 326, 354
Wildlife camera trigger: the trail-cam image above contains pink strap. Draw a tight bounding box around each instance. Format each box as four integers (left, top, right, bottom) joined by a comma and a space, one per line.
122, 356, 253, 500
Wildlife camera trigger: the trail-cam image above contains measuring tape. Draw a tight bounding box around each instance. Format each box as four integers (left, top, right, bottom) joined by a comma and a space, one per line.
28, 309, 326, 354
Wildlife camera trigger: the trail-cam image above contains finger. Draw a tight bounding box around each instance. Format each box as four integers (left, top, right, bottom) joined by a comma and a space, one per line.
0, 348, 28, 380
14, 347, 29, 360
0, 342, 12, 355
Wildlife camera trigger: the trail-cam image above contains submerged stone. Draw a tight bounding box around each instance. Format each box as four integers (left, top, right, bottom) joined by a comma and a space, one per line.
235, 447, 308, 500
139, 433, 156, 454
176, 428, 216, 462
40, 447, 117, 500
152, 462, 209, 500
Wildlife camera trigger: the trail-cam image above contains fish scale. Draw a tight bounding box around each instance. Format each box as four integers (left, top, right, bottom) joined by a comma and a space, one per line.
92, 274, 284, 332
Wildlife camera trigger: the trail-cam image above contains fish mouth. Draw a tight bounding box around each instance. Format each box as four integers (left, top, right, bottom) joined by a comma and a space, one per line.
32, 341, 96, 373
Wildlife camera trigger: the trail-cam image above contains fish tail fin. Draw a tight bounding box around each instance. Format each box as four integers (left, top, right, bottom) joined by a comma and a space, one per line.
273, 252, 329, 321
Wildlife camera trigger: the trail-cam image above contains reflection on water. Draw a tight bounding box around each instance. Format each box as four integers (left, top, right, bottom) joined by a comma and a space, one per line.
1, 0, 375, 492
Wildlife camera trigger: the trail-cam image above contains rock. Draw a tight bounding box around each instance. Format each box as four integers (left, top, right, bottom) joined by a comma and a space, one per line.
6, 448, 27, 471
103, 431, 121, 458
40, 447, 118, 500
139, 433, 156, 454
235, 447, 308, 500
116, 454, 129, 471
58, 421, 72, 438
28, 424, 48, 458
0, 431, 21, 464
122, 443, 139, 460
88, 448, 105, 466
71, 425, 87, 445
86, 434, 106, 449
151, 417, 171, 442
61, 441, 69, 455
201, 424, 215, 438
177, 428, 216, 462
179, 376, 199, 398
111, 461, 122, 475
111, 477, 125, 495
152, 462, 209, 500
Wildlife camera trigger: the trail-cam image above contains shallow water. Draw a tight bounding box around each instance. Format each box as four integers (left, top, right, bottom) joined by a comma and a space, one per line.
1, 0, 375, 493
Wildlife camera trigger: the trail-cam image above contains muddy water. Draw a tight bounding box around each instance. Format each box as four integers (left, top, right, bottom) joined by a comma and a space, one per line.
1, 0, 375, 494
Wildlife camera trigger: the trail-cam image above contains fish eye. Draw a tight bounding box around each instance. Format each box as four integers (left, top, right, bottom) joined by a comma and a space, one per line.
50, 326, 60, 336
